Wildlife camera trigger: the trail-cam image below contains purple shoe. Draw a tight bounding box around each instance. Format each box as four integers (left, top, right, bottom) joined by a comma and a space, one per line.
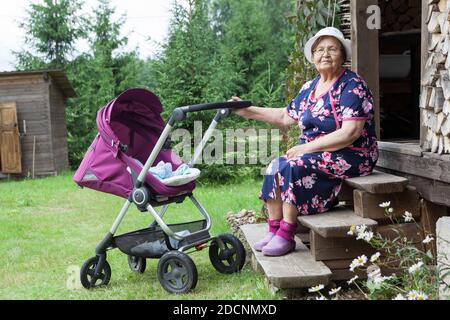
262, 235, 296, 257
253, 232, 276, 252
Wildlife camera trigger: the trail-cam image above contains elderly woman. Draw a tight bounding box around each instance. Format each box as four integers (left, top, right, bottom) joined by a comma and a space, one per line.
231, 27, 379, 257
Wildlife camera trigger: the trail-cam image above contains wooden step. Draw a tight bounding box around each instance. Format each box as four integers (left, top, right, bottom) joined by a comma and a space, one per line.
344, 170, 408, 194
353, 188, 421, 222
298, 206, 378, 238
310, 231, 376, 261
240, 223, 332, 289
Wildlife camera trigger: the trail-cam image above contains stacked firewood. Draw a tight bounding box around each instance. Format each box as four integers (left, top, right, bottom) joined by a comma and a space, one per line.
380, 0, 422, 32
338, 0, 351, 40
420, 0, 450, 154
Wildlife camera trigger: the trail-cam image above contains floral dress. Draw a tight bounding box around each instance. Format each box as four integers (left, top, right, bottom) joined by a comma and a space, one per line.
259, 68, 379, 216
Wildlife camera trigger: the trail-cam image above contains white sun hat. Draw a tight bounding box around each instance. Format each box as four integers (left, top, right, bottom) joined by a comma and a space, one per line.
304, 27, 352, 64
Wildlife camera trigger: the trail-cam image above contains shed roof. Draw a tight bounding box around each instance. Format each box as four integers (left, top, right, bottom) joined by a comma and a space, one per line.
0, 69, 77, 98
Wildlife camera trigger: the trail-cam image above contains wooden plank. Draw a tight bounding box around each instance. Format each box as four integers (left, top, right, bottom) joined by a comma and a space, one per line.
49, 85, 69, 172
338, 183, 354, 205
377, 149, 450, 183
353, 189, 421, 222
323, 259, 353, 270
344, 170, 408, 193
376, 168, 450, 207
331, 269, 368, 281
43, 83, 55, 174
310, 231, 376, 261
298, 206, 378, 238
377, 141, 423, 156
240, 224, 332, 289
351, 0, 380, 139
377, 223, 424, 249
0, 102, 22, 173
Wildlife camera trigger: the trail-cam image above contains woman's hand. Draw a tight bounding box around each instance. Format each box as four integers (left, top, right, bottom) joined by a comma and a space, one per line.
228, 96, 247, 117
285, 144, 312, 160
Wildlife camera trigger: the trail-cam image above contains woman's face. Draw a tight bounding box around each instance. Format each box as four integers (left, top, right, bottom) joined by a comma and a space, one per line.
312, 36, 344, 75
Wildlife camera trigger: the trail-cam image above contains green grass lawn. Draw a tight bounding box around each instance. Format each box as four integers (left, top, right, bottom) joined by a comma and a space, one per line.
0, 172, 282, 300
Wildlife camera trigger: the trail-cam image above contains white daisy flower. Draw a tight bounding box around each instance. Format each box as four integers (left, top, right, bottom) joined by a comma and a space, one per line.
379, 202, 391, 208
408, 261, 424, 274
356, 230, 374, 242
407, 290, 428, 300
370, 252, 381, 263
355, 225, 368, 234
407, 290, 419, 300
403, 211, 414, 222
349, 255, 368, 272
373, 275, 393, 284
415, 293, 429, 300
329, 287, 341, 296
423, 235, 434, 244
363, 231, 374, 242
347, 275, 359, 285
392, 294, 406, 300
388, 208, 394, 213
308, 284, 325, 293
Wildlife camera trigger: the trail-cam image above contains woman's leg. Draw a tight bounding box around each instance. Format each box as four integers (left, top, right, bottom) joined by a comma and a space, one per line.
282, 202, 299, 225
254, 176, 283, 251
262, 197, 298, 257
266, 175, 283, 220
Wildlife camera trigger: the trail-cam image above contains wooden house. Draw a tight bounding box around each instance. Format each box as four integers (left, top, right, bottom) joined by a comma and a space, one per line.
336, 0, 450, 208
0, 70, 76, 178
240, 0, 450, 291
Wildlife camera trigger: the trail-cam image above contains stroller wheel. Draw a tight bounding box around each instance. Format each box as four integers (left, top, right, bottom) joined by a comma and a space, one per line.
80, 256, 111, 289
128, 255, 146, 273
209, 234, 246, 274
157, 251, 197, 294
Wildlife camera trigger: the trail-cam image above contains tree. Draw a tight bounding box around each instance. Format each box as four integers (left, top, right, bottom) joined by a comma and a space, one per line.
14, 0, 85, 70
210, 0, 294, 108
154, 0, 241, 129
66, 0, 141, 166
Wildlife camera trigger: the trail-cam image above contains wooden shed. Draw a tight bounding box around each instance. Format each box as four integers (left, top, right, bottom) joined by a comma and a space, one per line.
337, 0, 450, 236
0, 70, 76, 178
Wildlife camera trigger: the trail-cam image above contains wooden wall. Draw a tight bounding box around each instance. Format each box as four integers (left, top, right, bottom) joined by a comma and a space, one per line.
0, 74, 60, 176
49, 81, 69, 173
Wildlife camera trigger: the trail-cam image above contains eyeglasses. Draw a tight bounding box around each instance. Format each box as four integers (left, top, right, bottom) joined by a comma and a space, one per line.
313, 47, 341, 56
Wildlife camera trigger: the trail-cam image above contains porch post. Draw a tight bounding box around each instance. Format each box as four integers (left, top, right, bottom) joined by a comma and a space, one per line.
350, 0, 380, 140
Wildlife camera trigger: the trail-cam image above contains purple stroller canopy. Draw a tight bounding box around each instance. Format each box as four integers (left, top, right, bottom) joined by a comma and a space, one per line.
74, 88, 195, 199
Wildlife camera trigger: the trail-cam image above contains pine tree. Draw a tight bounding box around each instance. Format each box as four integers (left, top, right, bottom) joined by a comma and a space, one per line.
211, 0, 294, 107
66, 0, 140, 166
154, 0, 241, 129
14, 0, 85, 70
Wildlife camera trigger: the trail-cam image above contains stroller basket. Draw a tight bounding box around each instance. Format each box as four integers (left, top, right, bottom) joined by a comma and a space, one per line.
114, 220, 208, 258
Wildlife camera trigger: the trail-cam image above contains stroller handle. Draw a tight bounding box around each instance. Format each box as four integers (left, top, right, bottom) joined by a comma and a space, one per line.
180, 101, 252, 113
171, 101, 251, 122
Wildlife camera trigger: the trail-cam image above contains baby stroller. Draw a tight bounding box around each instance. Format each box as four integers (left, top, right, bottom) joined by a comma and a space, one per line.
73, 88, 250, 294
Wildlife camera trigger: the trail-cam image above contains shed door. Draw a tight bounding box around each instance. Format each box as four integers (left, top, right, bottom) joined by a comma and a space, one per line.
0, 102, 22, 173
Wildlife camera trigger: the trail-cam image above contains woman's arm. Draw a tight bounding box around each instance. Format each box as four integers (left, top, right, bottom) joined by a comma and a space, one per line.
231, 97, 297, 129
286, 120, 365, 158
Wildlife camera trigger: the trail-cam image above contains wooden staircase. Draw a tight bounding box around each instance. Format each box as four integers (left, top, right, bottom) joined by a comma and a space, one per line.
240, 170, 425, 290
